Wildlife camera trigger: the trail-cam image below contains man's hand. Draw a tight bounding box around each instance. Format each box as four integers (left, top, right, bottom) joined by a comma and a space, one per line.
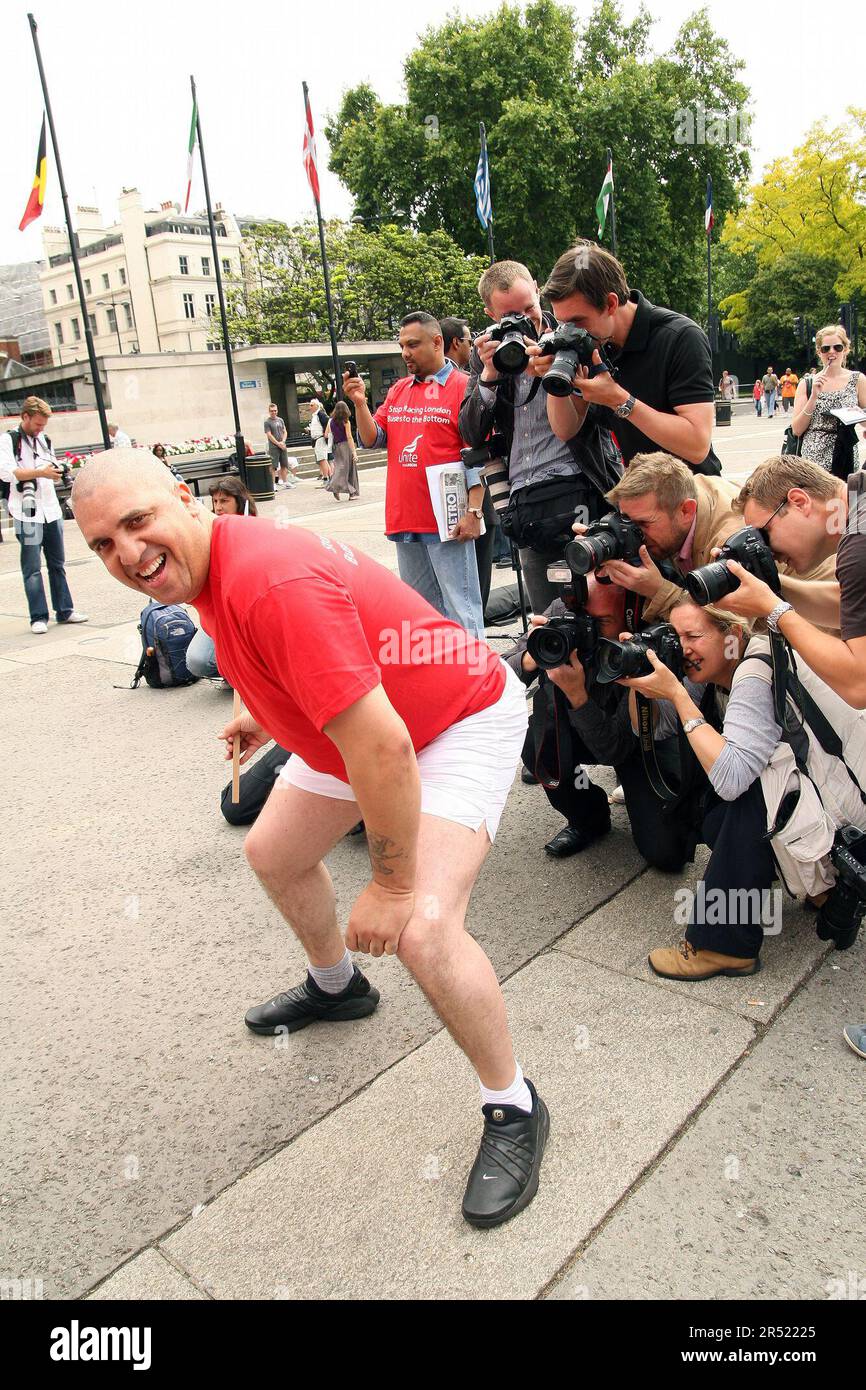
217, 712, 270, 765
474, 330, 501, 383
547, 651, 589, 707
343, 372, 367, 408
346, 881, 415, 958
596, 544, 663, 598
568, 349, 626, 408
450, 511, 481, 542
711, 560, 778, 619
41, 464, 62, 482
524, 340, 555, 379
617, 646, 682, 700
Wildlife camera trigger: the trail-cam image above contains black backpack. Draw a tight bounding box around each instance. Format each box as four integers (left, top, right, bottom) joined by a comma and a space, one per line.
130, 601, 199, 689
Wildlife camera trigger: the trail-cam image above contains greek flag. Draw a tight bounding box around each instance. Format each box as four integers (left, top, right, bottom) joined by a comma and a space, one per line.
474, 141, 492, 229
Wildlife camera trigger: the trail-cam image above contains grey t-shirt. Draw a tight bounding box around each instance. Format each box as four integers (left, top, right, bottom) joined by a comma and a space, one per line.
264, 416, 287, 446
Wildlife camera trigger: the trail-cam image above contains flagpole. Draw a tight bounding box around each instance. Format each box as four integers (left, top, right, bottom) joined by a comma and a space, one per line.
191, 75, 246, 481
303, 82, 343, 403
27, 13, 110, 451
706, 176, 714, 354
606, 148, 617, 259
479, 122, 495, 264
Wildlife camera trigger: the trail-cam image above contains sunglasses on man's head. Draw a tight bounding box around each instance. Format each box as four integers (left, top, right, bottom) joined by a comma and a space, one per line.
819, 343, 845, 353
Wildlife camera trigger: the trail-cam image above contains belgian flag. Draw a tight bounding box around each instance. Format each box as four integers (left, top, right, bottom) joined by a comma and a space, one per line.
19, 116, 47, 231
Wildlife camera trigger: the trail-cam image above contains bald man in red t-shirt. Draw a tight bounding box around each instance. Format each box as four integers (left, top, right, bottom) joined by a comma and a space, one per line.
72, 449, 549, 1230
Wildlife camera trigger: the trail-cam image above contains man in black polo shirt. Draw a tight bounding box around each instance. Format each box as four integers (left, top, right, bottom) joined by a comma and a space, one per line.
541, 240, 721, 475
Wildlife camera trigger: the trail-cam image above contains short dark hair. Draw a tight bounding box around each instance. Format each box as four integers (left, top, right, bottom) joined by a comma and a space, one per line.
399, 311, 441, 335
440, 317, 469, 353
208, 474, 258, 516
542, 239, 629, 310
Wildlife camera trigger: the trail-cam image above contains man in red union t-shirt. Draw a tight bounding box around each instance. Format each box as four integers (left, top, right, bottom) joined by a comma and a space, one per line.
346, 310, 486, 638
72, 452, 549, 1230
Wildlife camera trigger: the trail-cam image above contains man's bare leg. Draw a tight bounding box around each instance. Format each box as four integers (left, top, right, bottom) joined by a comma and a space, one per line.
396, 812, 515, 1088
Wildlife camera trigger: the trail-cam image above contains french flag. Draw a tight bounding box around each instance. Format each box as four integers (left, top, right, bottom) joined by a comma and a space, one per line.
705, 175, 714, 236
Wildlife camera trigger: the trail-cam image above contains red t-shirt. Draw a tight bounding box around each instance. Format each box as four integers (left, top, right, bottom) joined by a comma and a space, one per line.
374, 369, 469, 533
193, 517, 506, 779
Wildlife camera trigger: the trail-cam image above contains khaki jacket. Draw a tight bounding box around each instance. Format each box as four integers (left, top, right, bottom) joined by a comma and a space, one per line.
641, 475, 840, 633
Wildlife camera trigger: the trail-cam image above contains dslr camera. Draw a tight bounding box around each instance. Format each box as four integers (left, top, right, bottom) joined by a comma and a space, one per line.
816, 825, 866, 951
17, 456, 71, 517
685, 526, 780, 607
487, 314, 538, 375
525, 568, 598, 673
595, 621, 684, 685
461, 435, 509, 516
562, 510, 644, 579
536, 324, 614, 397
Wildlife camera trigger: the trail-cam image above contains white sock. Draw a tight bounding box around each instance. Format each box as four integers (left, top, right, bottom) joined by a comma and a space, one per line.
309, 950, 355, 995
479, 1063, 532, 1115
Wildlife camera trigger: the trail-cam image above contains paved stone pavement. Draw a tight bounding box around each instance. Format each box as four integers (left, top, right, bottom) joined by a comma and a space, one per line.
1, 411, 862, 1301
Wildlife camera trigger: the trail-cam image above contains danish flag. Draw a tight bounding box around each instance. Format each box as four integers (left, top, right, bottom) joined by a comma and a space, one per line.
303, 86, 320, 204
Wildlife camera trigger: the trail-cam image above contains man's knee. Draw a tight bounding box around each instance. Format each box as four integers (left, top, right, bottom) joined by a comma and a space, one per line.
397, 912, 460, 973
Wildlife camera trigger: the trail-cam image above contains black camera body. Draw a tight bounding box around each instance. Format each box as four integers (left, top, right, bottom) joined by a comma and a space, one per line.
563, 510, 644, 579
536, 324, 614, 398
343, 359, 360, 379
816, 825, 866, 951
526, 604, 598, 673
685, 526, 781, 607
461, 435, 510, 516
487, 313, 538, 375
596, 621, 684, 685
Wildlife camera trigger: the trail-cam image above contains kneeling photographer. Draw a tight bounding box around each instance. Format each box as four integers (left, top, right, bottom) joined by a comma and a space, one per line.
458, 260, 621, 613
618, 590, 866, 980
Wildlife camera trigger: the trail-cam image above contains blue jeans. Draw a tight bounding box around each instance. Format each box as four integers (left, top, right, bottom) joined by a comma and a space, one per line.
395, 538, 485, 638
764, 390, 776, 417
14, 517, 74, 624
185, 627, 220, 678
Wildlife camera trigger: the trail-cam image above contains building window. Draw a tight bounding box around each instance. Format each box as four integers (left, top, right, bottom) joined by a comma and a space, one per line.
205, 293, 216, 317
202, 256, 210, 276
54, 322, 64, 345
87, 313, 97, 334
71, 317, 81, 341
119, 267, 127, 285
123, 303, 133, 329
102, 273, 110, 290
67, 283, 74, 300
183, 293, 195, 319
222, 258, 231, 276
179, 255, 189, 275
84, 278, 91, 294
49, 288, 57, 305
106, 307, 117, 332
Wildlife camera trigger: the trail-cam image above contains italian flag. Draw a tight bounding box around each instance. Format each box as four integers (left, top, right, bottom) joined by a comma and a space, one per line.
596, 157, 613, 239
184, 99, 197, 213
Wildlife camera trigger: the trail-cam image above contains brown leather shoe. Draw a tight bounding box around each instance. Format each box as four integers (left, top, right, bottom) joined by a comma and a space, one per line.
648, 939, 760, 980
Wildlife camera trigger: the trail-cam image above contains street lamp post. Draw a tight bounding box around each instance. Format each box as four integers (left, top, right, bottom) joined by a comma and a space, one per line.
96, 294, 133, 356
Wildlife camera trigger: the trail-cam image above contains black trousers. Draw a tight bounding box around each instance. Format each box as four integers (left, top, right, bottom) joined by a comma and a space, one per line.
686, 780, 776, 959
221, 744, 291, 826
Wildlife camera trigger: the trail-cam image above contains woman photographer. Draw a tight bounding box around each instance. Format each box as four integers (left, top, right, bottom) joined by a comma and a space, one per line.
791, 324, 866, 474
620, 598, 782, 980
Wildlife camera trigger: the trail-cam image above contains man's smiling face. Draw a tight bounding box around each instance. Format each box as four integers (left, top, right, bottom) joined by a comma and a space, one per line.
75, 472, 212, 604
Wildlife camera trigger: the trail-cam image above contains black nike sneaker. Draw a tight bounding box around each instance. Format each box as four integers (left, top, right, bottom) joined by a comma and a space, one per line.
244, 967, 380, 1035
461, 1078, 550, 1229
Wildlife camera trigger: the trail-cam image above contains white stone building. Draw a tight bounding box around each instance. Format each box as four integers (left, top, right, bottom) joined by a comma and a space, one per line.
39, 189, 244, 363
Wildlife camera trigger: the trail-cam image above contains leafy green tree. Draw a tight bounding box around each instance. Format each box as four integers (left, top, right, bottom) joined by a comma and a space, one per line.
719, 250, 844, 364
325, 0, 751, 316
226, 220, 487, 346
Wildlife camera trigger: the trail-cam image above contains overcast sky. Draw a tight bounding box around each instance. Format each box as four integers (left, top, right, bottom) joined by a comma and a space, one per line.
2, 0, 861, 273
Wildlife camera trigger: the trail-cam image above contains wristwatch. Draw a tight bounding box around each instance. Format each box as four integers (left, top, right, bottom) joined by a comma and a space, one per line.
615, 393, 637, 418
682, 717, 706, 734
765, 600, 793, 632
467, 507, 484, 519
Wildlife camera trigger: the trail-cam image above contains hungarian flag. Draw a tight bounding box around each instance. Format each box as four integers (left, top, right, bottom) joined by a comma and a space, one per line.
184, 99, 197, 213
303, 86, 320, 204
595, 155, 613, 239
19, 115, 47, 232
705, 175, 714, 236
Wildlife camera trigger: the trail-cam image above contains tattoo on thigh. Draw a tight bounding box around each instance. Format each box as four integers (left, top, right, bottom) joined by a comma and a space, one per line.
367, 831, 405, 877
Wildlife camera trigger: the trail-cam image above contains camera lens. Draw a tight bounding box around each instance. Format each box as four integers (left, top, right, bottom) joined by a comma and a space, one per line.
492, 336, 529, 374
562, 533, 616, 577
684, 560, 738, 607
527, 624, 574, 671
542, 350, 579, 397
595, 638, 649, 684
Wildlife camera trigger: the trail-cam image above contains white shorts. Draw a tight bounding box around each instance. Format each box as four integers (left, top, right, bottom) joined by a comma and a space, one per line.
277, 662, 528, 841
313, 437, 329, 463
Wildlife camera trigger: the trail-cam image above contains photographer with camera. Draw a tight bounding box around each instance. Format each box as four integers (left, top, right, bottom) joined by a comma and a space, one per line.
458, 260, 620, 614
712, 456, 866, 708
0, 396, 88, 634
618, 595, 866, 978
542, 241, 721, 475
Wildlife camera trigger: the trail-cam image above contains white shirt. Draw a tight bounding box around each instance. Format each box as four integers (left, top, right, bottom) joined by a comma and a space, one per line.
0, 429, 63, 524
307, 403, 325, 440
111, 429, 132, 448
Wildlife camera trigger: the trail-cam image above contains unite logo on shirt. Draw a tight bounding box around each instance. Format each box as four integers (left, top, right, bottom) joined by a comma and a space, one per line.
398, 433, 423, 467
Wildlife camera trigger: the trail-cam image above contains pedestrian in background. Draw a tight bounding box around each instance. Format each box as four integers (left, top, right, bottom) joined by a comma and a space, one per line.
324, 402, 359, 501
